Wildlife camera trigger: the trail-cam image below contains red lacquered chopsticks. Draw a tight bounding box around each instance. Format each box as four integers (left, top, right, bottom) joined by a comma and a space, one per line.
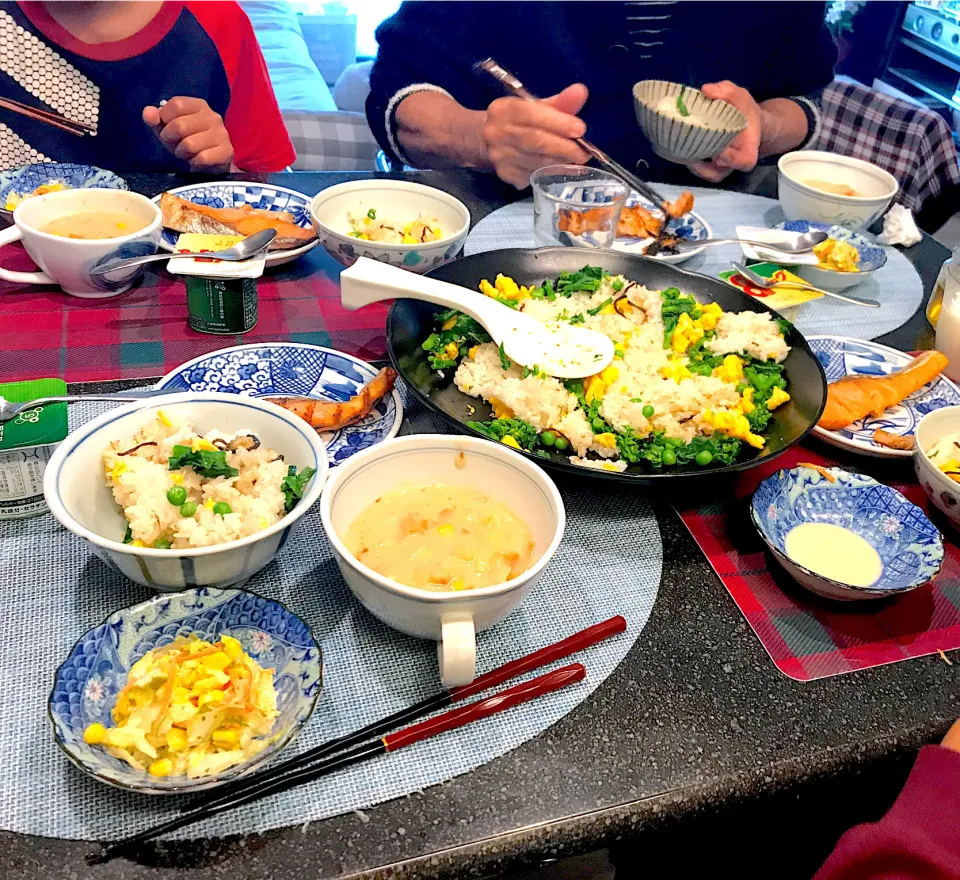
0, 96, 95, 136
188, 615, 626, 813
89, 664, 587, 865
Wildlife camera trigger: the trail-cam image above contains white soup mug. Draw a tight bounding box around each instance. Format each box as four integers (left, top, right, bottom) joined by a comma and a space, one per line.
320, 435, 566, 687
0, 188, 162, 298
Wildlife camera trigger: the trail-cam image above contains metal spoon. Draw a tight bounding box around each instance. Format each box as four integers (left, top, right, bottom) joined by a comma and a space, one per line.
340, 257, 614, 379
0, 389, 172, 424
673, 230, 829, 253
89, 228, 278, 276
731, 262, 880, 308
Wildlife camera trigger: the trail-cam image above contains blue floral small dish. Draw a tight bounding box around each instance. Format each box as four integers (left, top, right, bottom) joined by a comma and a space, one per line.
151, 182, 317, 268
0, 163, 127, 220
808, 336, 960, 459
751, 466, 944, 601
157, 343, 402, 467
48, 587, 322, 794
613, 192, 711, 265
773, 219, 886, 291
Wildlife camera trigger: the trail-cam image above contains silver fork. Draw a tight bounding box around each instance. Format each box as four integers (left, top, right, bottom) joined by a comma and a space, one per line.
0, 390, 172, 423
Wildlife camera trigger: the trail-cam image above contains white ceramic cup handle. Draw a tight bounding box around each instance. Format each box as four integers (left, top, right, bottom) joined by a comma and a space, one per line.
0, 226, 53, 285
438, 616, 476, 688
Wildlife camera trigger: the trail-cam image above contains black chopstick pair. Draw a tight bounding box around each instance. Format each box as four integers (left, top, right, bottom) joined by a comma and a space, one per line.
87, 616, 627, 865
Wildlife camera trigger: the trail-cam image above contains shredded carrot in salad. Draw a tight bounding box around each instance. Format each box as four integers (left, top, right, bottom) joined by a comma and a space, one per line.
82, 635, 278, 779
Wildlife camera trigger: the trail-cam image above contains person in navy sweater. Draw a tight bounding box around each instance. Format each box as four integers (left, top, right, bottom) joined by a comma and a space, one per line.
0, 1, 294, 173
367, 1, 836, 188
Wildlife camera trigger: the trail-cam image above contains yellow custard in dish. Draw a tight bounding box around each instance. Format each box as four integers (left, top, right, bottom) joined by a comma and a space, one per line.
344, 484, 535, 591
784, 522, 882, 587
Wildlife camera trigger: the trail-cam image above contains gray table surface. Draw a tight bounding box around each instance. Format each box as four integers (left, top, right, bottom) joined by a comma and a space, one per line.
1, 169, 955, 880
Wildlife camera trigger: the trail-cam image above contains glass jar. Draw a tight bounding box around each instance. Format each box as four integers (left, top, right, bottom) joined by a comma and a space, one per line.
927, 243, 960, 327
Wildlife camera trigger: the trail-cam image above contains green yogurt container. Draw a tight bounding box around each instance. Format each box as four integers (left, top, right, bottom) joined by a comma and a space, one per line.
0, 378, 68, 520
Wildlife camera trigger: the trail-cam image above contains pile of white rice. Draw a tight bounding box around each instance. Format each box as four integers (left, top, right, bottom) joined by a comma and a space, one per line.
103, 411, 289, 549
454, 273, 789, 471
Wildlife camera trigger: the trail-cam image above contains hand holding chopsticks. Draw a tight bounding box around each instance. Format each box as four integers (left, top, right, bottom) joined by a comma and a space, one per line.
475, 58, 687, 219
87, 615, 627, 865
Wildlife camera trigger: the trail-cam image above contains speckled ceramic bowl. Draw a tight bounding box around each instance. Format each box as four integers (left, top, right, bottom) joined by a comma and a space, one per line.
751, 466, 944, 601
311, 179, 470, 273
48, 587, 322, 794
632, 80, 747, 163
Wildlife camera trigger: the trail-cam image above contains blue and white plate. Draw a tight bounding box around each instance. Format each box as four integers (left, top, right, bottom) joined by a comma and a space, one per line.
0, 162, 127, 219
612, 192, 711, 264
48, 587, 322, 794
157, 343, 402, 466
151, 182, 317, 267
808, 335, 960, 458
773, 220, 887, 291
751, 466, 944, 600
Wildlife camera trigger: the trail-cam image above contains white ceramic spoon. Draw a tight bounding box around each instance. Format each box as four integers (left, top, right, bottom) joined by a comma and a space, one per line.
340, 257, 614, 379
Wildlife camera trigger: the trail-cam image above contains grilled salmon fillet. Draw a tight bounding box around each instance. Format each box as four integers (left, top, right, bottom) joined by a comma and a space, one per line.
160, 192, 316, 250
818, 350, 949, 431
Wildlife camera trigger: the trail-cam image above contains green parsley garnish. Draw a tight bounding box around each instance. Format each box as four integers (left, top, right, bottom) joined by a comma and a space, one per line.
677, 86, 690, 117
281, 465, 316, 513
498, 342, 512, 371
168, 445, 239, 479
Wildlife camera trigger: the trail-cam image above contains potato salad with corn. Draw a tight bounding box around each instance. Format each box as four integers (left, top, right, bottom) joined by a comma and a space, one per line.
83, 635, 278, 779
420, 265, 792, 472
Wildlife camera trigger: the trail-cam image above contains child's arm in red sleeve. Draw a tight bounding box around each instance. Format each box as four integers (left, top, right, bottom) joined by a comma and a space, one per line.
815, 728, 960, 880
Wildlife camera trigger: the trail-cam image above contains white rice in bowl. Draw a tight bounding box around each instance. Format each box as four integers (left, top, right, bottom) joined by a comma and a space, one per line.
102, 410, 315, 549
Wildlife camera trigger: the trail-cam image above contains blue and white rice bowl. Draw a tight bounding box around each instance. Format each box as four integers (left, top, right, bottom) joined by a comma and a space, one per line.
751, 466, 944, 601
151, 182, 318, 268
156, 343, 402, 467
48, 587, 321, 793
0, 162, 127, 220
632, 80, 747, 164
43, 392, 329, 591
773, 219, 886, 291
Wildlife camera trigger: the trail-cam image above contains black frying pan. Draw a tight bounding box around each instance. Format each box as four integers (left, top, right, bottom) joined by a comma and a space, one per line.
386, 248, 827, 486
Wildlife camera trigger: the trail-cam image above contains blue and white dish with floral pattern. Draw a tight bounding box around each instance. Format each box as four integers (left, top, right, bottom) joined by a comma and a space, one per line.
612, 192, 711, 264
808, 336, 960, 459
157, 343, 402, 466
0, 163, 127, 219
773, 219, 886, 291
751, 466, 944, 600
48, 587, 322, 793
151, 182, 318, 267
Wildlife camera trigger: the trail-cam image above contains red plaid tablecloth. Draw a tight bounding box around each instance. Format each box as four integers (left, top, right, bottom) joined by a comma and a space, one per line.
677, 446, 960, 682
0, 243, 390, 383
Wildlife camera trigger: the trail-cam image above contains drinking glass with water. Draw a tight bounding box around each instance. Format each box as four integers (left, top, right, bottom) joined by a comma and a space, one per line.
531, 165, 629, 249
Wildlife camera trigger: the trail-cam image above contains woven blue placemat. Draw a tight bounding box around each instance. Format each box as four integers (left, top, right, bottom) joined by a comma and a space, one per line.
465, 185, 923, 341
0, 388, 661, 840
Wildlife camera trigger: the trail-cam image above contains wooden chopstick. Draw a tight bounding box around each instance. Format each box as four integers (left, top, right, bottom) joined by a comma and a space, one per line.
474, 58, 673, 213
0, 97, 92, 137
188, 615, 627, 812
88, 664, 587, 865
